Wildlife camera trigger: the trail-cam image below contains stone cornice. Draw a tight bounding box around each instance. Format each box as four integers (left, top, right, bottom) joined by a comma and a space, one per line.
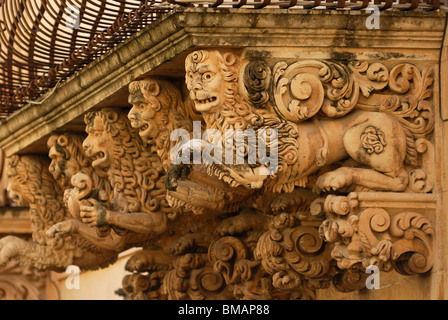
0, 8, 445, 156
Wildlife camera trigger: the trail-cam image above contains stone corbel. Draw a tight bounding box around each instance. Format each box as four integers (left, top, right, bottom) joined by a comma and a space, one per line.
313, 192, 434, 280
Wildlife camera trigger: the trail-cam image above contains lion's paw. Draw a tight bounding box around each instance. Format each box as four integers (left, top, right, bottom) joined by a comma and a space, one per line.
313, 168, 354, 193
46, 220, 77, 238
169, 236, 196, 256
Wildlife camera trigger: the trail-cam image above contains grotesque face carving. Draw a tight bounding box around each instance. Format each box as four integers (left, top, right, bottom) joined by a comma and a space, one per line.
128, 80, 163, 145
6, 179, 25, 207
47, 135, 80, 188
185, 50, 233, 114
6, 156, 27, 207
83, 112, 114, 177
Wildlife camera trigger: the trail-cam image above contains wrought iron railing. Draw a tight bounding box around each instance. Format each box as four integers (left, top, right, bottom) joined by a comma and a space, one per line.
0, 0, 446, 117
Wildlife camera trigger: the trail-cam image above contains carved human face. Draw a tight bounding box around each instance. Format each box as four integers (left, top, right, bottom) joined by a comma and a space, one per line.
83, 115, 112, 176
48, 139, 78, 188
6, 180, 26, 207
128, 89, 162, 145
185, 53, 226, 113
5, 160, 26, 207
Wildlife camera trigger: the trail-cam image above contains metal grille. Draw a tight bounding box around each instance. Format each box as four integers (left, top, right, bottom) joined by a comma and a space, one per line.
0, 0, 445, 118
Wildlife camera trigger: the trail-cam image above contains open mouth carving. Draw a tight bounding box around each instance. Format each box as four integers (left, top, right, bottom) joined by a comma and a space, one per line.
91, 151, 105, 162
196, 97, 217, 104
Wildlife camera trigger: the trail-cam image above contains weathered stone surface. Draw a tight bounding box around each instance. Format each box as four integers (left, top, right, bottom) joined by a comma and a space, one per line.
0, 8, 447, 300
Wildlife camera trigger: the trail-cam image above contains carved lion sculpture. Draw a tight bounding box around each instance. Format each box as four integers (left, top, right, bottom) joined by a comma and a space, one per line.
128, 77, 255, 215
180, 49, 433, 195
71, 109, 176, 237
0, 155, 117, 271
46, 133, 131, 252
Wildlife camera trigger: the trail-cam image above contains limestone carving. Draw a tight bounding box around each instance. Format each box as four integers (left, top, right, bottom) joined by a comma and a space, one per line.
0, 259, 46, 300
128, 77, 255, 215
122, 248, 171, 300
315, 193, 434, 276
1, 154, 117, 271
2, 48, 437, 299
46, 133, 148, 259
179, 51, 433, 195
160, 49, 436, 296
47, 134, 113, 238
254, 212, 333, 292
79, 109, 173, 235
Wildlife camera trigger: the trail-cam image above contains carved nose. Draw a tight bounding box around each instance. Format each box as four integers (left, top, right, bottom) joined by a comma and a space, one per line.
191, 75, 202, 91
82, 139, 90, 152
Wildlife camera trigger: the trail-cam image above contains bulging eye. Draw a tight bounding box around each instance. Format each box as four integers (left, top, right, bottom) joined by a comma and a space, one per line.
202, 72, 213, 81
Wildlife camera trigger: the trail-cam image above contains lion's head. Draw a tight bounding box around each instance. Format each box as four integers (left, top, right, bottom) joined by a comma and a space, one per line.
6, 155, 67, 244
128, 77, 197, 172
83, 111, 118, 177
185, 50, 301, 193
185, 50, 257, 132
83, 109, 172, 218
47, 134, 91, 189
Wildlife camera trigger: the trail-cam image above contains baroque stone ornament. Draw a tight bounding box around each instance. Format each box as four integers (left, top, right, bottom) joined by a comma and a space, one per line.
128, 77, 256, 215
315, 193, 434, 277
0, 259, 46, 300
2, 154, 117, 271
161, 49, 435, 296
179, 50, 434, 195
1, 47, 437, 299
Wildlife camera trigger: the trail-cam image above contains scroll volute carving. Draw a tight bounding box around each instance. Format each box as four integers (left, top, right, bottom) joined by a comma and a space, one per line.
270, 60, 389, 121
0, 260, 46, 300
208, 235, 270, 300
158, 230, 233, 300
315, 194, 434, 277
254, 212, 333, 293
122, 249, 172, 300
182, 49, 435, 200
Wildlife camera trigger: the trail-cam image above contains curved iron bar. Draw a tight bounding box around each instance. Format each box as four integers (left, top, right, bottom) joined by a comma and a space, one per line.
0, 0, 443, 115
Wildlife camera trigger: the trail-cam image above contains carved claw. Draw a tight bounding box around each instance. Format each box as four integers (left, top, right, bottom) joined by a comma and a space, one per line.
46, 220, 79, 238
169, 236, 196, 256
0, 236, 27, 266
165, 164, 192, 191
313, 168, 354, 194
215, 212, 269, 236
169, 232, 214, 255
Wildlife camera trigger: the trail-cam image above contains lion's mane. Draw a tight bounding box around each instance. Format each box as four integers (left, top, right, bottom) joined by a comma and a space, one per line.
128, 78, 195, 172
47, 133, 113, 202
84, 110, 174, 224
187, 50, 303, 193
6, 155, 68, 247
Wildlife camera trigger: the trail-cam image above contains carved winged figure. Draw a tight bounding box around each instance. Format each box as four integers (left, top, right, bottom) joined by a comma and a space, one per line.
180, 50, 434, 195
